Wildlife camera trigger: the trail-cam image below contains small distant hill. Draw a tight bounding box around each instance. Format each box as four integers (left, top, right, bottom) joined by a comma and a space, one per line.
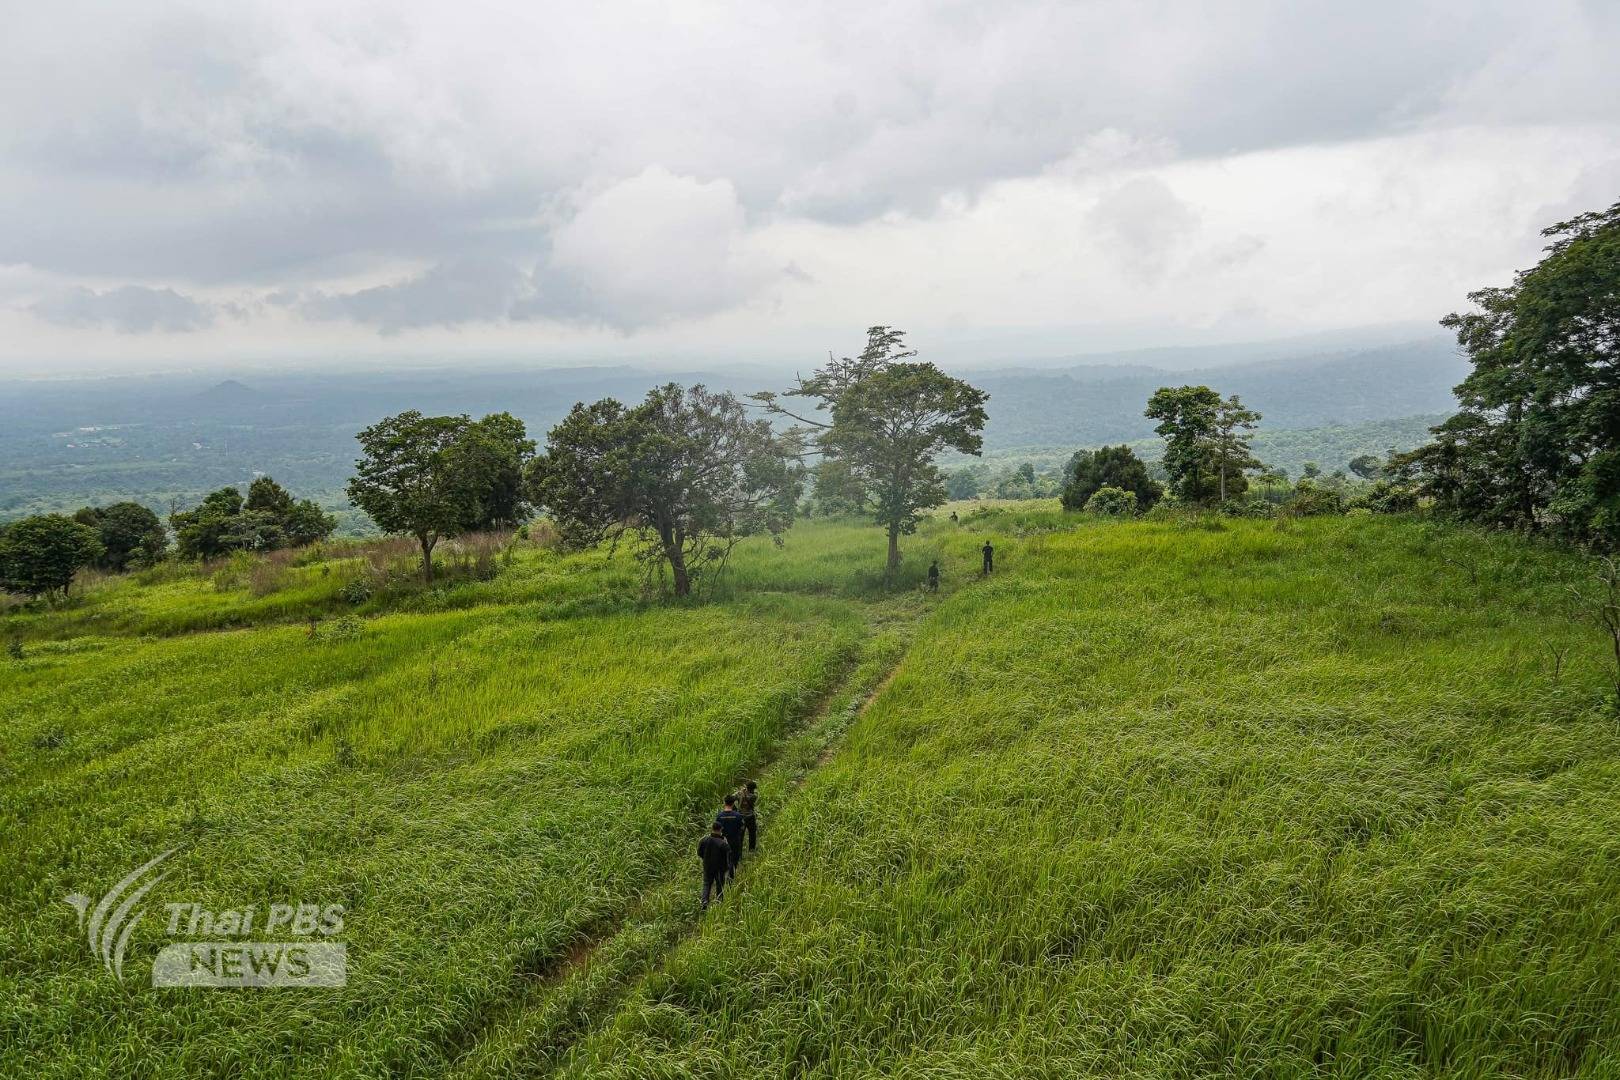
190, 379, 265, 411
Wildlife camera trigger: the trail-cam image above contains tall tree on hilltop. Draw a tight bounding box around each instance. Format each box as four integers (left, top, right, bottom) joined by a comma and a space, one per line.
528, 384, 800, 597
457, 412, 536, 529
755, 326, 988, 571
1211, 394, 1262, 503
1396, 200, 1620, 544
170, 487, 251, 559
245, 476, 296, 518
245, 477, 337, 547
1348, 454, 1384, 481
1145, 385, 1222, 504
348, 411, 530, 582
1145, 386, 1262, 505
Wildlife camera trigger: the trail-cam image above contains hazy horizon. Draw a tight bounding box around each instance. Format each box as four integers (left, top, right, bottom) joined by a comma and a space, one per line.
0, 319, 1453, 383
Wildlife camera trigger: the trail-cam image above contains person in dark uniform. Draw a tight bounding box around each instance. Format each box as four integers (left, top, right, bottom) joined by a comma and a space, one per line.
981, 540, 994, 575
735, 780, 759, 851
949, 511, 958, 524
927, 560, 940, 591
698, 822, 730, 909
715, 795, 745, 878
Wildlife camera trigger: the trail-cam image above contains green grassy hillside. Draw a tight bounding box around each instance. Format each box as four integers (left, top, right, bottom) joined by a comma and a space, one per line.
4, 510, 1618, 1078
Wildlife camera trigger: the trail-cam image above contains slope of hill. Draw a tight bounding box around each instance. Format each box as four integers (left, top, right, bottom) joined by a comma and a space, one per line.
4, 510, 1617, 1077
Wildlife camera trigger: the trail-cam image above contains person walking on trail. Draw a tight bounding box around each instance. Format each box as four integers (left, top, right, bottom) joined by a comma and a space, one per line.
735, 780, 759, 852
981, 540, 994, 575
927, 560, 940, 592
715, 795, 746, 878
698, 822, 730, 909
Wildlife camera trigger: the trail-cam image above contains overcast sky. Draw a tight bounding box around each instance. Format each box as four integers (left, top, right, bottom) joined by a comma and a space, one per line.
1, 0, 1617, 375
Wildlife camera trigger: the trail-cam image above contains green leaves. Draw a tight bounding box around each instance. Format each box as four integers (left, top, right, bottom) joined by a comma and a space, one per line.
348, 411, 533, 581
763, 327, 989, 569
1411, 200, 1620, 542
1061, 445, 1162, 512
529, 384, 801, 596
1145, 386, 1262, 504
0, 513, 102, 597
171, 479, 335, 560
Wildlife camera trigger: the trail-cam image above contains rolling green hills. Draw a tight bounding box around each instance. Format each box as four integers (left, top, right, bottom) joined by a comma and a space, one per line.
4, 509, 1617, 1077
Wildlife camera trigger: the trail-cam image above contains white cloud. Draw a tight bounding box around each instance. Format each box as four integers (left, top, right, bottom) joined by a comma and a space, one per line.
0, 0, 1617, 365
536, 168, 783, 327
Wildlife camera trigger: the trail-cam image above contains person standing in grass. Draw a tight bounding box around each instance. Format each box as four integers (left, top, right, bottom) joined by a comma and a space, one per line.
698, 822, 730, 909
715, 795, 745, 878
927, 560, 940, 592
981, 540, 994, 575
735, 780, 759, 851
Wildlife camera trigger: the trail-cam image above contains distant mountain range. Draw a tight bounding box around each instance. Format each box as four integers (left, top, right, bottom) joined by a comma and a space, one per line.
965, 337, 1465, 447
0, 335, 1464, 520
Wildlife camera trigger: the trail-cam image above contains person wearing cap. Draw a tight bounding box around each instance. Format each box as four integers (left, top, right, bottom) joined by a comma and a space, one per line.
715, 794, 746, 878
698, 821, 730, 909
735, 780, 759, 851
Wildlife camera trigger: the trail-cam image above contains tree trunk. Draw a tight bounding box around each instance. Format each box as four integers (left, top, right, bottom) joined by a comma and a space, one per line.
886, 521, 901, 572
668, 544, 691, 597
419, 534, 437, 583
1219, 456, 1227, 503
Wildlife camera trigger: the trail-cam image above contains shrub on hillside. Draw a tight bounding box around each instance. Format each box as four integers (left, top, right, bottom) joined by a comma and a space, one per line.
1062, 445, 1162, 512
1287, 481, 1346, 516
247, 561, 292, 598
1084, 486, 1138, 516
1220, 499, 1276, 518
211, 552, 254, 592
1364, 480, 1420, 514
0, 514, 103, 599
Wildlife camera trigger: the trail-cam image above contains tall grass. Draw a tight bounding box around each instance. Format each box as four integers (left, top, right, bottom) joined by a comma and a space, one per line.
0, 526, 879, 1078
4, 513, 1618, 1077
551, 515, 1620, 1078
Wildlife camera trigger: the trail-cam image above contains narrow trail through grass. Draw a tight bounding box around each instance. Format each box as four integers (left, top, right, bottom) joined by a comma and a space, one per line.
446, 602, 917, 1078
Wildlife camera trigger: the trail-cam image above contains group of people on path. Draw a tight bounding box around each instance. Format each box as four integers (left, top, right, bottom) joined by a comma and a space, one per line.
697, 781, 758, 908
924, 540, 994, 593
698, 523, 995, 906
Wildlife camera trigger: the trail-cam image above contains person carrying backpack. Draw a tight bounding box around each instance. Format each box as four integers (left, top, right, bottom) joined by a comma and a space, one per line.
735, 781, 759, 851
698, 822, 730, 909
715, 795, 745, 878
